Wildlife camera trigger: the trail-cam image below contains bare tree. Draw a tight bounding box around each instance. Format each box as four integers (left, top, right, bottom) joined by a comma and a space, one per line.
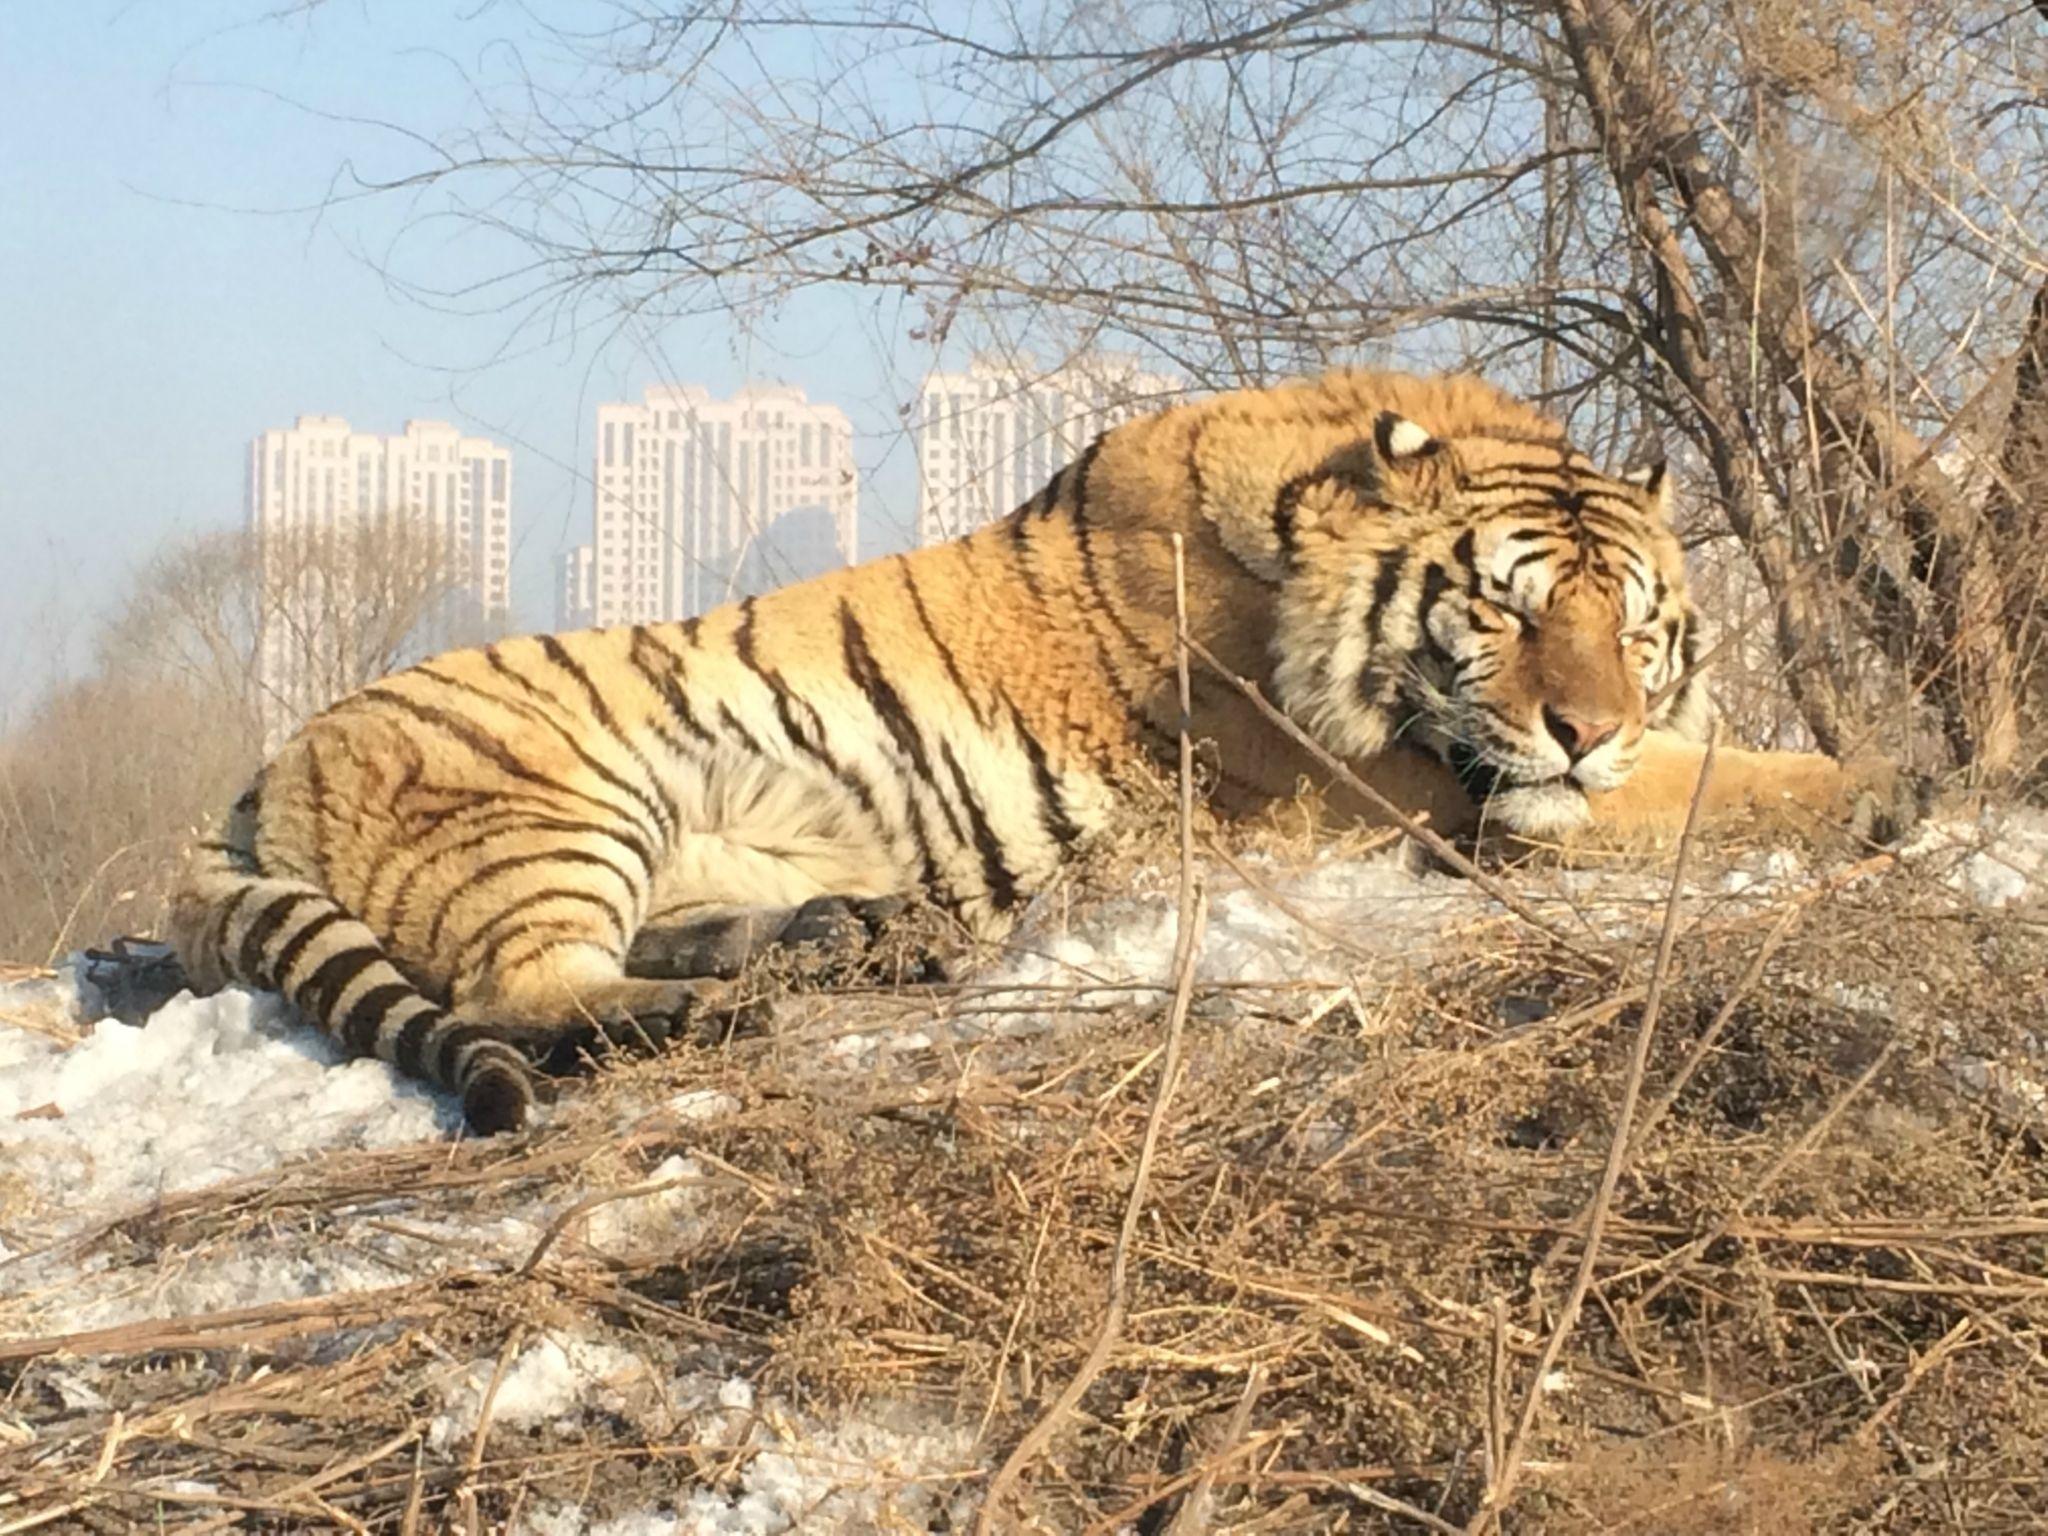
101, 516, 478, 750
1, 517, 471, 961
318, 0, 2048, 777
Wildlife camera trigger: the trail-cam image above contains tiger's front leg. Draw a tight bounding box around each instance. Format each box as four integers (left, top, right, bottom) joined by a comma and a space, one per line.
1576, 729, 1907, 843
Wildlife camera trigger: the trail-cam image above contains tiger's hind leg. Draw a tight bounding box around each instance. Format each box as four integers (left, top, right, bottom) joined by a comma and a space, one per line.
626, 894, 946, 987
447, 935, 756, 1082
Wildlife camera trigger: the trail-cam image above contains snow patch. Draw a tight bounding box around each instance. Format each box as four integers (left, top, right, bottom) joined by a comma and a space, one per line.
583, 1153, 712, 1255
429, 1336, 655, 1455
518, 1391, 975, 1536
1904, 807, 2048, 908
0, 985, 448, 1259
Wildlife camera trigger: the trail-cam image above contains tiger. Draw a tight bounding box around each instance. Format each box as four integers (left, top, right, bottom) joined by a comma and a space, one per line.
169, 369, 1884, 1133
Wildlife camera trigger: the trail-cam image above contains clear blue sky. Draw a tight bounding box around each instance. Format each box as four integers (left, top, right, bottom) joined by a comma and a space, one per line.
0, 2, 930, 720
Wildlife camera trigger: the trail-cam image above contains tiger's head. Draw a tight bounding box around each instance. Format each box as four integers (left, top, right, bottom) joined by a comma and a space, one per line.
1265, 405, 1712, 837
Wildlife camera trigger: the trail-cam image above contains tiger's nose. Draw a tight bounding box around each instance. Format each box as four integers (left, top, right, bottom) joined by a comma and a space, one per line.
1543, 705, 1620, 762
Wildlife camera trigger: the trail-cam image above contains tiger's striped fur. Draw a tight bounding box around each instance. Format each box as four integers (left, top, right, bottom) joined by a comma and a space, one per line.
170, 369, 1873, 1131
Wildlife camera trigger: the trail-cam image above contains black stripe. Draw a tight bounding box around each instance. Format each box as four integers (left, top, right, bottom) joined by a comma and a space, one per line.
939, 739, 1018, 911
382, 817, 647, 937
470, 652, 675, 838
209, 878, 260, 950
1503, 546, 1561, 582
1356, 666, 1398, 707
1458, 461, 1574, 486
733, 597, 765, 671
1045, 476, 1183, 764
272, 908, 349, 989
431, 1021, 506, 1086
463, 890, 630, 975
395, 1008, 442, 1076
302, 945, 388, 1027
538, 634, 682, 829
341, 982, 417, 1058
629, 627, 717, 746
736, 598, 888, 825
898, 559, 986, 728
716, 703, 768, 758
305, 743, 332, 879
1066, 434, 1106, 518
424, 847, 637, 955
1271, 475, 1305, 561
1006, 693, 1083, 850
352, 687, 648, 834
1417, 563, 1456, 665
1275, 467, 1379, 564
234, 892, 312, 981
1003, 501, 1058, 619
839, 601, 965, 847
1365, 546, 1409, 644
1451, 530, 1481, 596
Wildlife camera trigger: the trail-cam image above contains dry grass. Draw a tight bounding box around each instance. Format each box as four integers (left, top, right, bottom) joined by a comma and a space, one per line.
2, 833, 2044, 1533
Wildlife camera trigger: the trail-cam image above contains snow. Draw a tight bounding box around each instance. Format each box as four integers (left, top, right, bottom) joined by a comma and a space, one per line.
423, 1340, 974, 1533
0, 985, 447, 1257
582, 1152, 713, 1255
511, 1377, 977, 1536
428, 1336, 657, 1455
6, 830, 2041, 1275
1902, 805, 2048, 907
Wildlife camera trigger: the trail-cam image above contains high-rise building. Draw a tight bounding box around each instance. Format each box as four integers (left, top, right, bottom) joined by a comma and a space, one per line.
587, 383, 857, 626
558, 545, 596, 631
913, 354, 1181, 545
246, 415, 511, 744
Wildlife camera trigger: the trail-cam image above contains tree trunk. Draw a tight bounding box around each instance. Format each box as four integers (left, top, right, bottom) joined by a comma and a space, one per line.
1550, 0, 2025, 776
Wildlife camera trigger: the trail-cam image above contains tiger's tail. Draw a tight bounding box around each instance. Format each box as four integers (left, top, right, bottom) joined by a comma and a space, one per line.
168, 804, 536, 1133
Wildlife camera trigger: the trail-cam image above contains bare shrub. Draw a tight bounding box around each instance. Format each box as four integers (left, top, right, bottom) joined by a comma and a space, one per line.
0, 519, 470, 962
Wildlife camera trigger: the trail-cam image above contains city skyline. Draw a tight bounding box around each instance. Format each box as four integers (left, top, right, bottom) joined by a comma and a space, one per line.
246, 414, 511, 744
563, 382, 859, 629
914, 354, 1184, 545
241, 355, 1178, 677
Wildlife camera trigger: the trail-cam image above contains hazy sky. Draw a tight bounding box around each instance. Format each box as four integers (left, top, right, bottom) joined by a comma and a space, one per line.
0, 3, 933, 720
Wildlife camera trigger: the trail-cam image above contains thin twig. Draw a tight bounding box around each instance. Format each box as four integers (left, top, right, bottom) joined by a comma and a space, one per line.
976, 532, 1211, 1532
518, 1174, 700, 1276
468, 1327, 525, 1477
1472, 737, 1718, 1531
1164, 1365, 1266, 1535
1180, 633, 1605, 963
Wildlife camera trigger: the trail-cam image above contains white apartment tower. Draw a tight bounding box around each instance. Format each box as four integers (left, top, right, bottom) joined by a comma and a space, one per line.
581, 383, 857, 626
557, 545, 596, 630
247, 415, 511, 743
914, 354, 1181, 544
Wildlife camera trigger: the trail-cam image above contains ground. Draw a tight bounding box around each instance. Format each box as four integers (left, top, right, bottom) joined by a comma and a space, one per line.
1, 810, 2045, 1532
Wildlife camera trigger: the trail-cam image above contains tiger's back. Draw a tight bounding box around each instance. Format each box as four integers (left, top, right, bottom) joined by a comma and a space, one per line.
172, 368, 1867, 1130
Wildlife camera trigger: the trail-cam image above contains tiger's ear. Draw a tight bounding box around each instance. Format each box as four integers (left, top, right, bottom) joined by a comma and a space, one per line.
1373, 412, 1439, 463
1622, 461, 1672, 521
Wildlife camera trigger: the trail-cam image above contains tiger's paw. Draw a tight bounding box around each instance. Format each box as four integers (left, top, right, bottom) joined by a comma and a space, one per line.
1842, 759, 1934, 848
537, 979, 765, 1076
1481, 780, 1593, 843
